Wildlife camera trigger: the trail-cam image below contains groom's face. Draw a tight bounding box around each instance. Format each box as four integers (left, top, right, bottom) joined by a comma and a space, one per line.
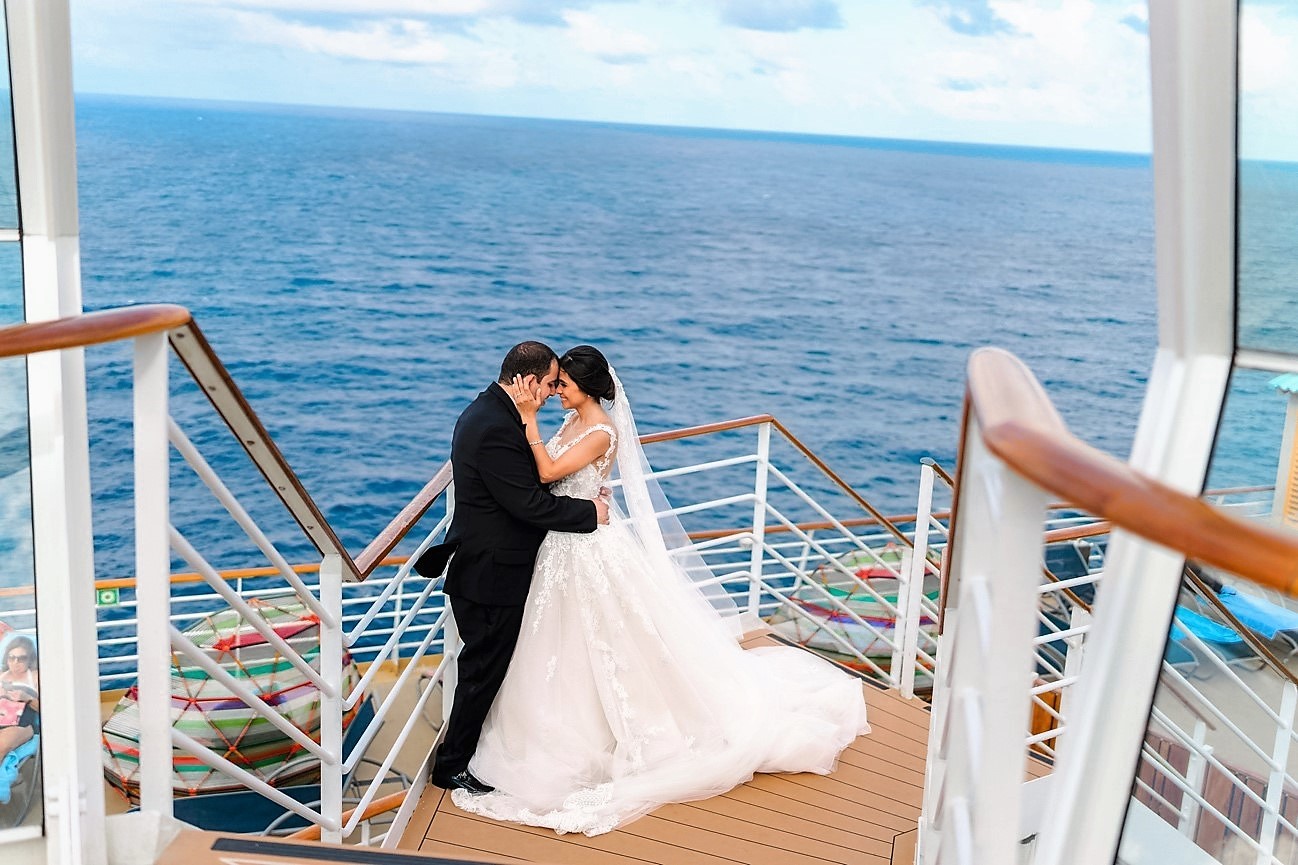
536, 359, 561, 405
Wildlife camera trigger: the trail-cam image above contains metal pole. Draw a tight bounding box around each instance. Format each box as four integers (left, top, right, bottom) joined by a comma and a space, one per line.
133, 333, 172, 817
319, 553, 344, 845
747, 423, 771, 615
897, 463, 935, 698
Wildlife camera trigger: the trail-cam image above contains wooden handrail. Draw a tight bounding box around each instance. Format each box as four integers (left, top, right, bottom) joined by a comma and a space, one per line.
0, 306, 367, 579
355, 462, 453, 576
1042, 522, 1112, 544
638, 414, 776, 444
0, 304, 192, 358
285, 790, 407, 841
169, 320, 363, 579
967, 347, 1298, 596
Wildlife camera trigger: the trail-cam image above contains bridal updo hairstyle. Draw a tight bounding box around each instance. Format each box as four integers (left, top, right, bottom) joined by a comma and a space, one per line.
559, 345, 617, 402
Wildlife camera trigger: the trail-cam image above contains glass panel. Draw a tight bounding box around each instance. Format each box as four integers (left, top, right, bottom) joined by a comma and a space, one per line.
0, 10, 17, 229
1126, 558, 1298, 863
1237, 5, 1298, 355
0, 9, 41, 829
0, 247, 39, 834
1204, 368, 1289, 513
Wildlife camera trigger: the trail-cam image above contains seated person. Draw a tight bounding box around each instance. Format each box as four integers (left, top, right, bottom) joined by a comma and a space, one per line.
0, 636, 38, 766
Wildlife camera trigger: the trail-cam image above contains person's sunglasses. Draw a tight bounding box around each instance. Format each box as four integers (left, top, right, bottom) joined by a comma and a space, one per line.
7, 654, 30, 662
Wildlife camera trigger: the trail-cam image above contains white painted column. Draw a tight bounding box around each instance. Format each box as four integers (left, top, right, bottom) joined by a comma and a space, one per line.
896, 462, 935, 699
133, 335, 173, 818
5, 2, 104, 864
317, 554, 344, 843
747, 423, 771, 615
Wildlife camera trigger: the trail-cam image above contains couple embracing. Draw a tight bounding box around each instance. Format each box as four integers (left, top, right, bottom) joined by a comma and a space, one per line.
421, 341, 869, 837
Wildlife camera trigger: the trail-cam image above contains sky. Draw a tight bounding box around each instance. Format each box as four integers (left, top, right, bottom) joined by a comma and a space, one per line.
66, 1, 1298, 158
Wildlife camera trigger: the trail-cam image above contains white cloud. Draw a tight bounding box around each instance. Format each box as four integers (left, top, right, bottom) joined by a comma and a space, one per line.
903, 0, 1149, 146
1238, 5, 1298, 161
230, 12, 449, 64
208, 0, 496, 13
562, 10, 655, 63
1240, 6, 1297, 95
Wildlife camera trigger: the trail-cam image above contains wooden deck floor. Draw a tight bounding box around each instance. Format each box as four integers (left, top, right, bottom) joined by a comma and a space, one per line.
154, 635, 1053, 865
398, 635, 936, 865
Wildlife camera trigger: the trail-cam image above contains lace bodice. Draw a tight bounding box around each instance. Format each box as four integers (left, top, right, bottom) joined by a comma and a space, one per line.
546, 413, 617, 499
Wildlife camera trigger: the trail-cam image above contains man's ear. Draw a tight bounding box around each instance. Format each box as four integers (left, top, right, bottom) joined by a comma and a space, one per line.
520, 374, 539, 392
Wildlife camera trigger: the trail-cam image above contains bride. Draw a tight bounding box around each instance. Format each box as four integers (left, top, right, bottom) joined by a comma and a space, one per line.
451, 345, 870, 836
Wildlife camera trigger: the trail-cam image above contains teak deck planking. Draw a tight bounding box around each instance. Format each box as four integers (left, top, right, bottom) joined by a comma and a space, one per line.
157, 634, 1053, 865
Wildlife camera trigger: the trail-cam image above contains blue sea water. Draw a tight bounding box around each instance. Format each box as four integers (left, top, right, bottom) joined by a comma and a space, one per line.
73, 95, 1164, 576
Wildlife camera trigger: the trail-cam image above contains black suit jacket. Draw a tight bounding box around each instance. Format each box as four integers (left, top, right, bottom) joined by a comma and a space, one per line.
418, 383, 596, 606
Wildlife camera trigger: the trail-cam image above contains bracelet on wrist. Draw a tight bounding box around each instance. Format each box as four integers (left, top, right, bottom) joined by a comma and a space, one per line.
528, 439, 544, 447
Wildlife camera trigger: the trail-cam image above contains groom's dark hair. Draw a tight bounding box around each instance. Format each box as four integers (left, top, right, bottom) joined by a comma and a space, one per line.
498, 341, 558, 383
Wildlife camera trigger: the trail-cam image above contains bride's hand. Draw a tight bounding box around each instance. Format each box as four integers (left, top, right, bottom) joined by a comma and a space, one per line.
511, 375, 543, 418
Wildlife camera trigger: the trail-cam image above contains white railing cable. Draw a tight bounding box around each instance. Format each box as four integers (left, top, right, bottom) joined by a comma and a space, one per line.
168, 417, 334, 626
345, 514, 450, 640
170, 728, 339, 832
341, 639, 450, 834
169, 526, 334, 694
344, 576, 443, 710
165, 625, 332, 759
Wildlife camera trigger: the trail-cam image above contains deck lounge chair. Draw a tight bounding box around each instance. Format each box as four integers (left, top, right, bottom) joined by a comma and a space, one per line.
1212, 585, 1298, 658
0, 733, 40, 828
1172, 607, 1265, 673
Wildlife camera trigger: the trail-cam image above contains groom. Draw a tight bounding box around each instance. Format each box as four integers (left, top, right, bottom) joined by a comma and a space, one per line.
417, 341, 608, 795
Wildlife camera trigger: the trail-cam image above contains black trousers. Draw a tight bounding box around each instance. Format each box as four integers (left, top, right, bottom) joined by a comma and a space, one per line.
431, 595, 526, 780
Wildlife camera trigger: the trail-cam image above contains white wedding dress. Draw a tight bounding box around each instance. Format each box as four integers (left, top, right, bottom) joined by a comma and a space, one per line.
451, 402, 870, 836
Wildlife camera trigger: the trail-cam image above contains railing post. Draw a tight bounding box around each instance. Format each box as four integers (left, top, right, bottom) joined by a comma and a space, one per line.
1059, 604, 1091, 722
133, 333, 173, 818
1257, 681, 1297, 865
919, 418, 1048, 865
441, 483, 459, 723
747, 422, 771, 615
318, 553, 344, 844
1178, 718, 1209, 839
896, 462, 936, 698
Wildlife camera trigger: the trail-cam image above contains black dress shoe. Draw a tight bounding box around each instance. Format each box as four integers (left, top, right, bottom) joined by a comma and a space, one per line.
431, 769, 495, 795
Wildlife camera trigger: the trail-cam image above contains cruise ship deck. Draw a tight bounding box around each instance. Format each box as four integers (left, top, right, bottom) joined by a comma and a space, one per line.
146, 633, 1051, 865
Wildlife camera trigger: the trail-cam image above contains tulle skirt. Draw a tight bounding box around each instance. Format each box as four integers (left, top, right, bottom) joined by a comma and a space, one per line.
451, 521, 870, 836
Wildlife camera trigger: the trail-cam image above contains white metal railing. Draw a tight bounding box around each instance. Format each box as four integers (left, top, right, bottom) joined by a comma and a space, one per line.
915, 393, 1298, 865
82, 375, 943, 849
918, 419, 1051, 865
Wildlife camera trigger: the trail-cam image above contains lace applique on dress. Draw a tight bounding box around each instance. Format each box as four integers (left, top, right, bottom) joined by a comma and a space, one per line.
527, 419, 620, 632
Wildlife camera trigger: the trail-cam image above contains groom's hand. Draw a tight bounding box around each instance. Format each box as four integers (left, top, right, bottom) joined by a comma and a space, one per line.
594, 498, 610, 525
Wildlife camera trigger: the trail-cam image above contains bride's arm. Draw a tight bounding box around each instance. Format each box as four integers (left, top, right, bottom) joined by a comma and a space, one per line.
512, 378, 611, 483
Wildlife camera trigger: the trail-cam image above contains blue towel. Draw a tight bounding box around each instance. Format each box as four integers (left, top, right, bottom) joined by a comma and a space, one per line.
1216, 586, 1298, 640
0, 734, 38, 804
1173, 607, 1244, 645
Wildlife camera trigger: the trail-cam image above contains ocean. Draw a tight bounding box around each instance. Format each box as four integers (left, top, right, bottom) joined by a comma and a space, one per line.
64, 95, 1171, 576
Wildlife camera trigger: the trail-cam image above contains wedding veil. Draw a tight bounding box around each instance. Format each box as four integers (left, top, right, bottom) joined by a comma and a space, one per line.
603, 366, 743, 635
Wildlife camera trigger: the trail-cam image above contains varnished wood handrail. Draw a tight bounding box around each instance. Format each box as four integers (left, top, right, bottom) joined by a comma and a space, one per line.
285, 790, 407, 841
355, 462, 453, 577
967, 347, 1298, 596
170, 320, 362, 579
0, 304, 192, 358
0, 305, 367, 579
1042, 522, 1112, 544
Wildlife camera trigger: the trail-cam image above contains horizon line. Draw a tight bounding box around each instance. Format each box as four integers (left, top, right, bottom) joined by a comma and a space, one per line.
73, 89, 1156, 163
